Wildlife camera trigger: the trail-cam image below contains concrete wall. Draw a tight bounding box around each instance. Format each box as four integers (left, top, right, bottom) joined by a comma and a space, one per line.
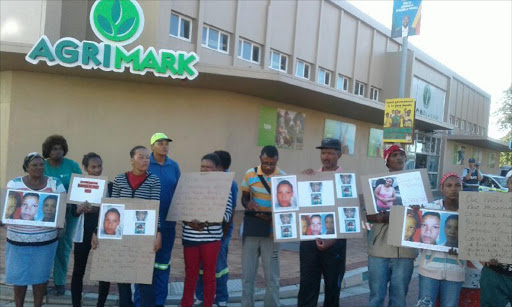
1, 71, 389, 189
442, 140, 500, 176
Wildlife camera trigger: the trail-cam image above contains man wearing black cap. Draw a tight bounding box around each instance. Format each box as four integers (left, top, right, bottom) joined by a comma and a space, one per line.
298, 138, 347, 307
461, 158, 482, 191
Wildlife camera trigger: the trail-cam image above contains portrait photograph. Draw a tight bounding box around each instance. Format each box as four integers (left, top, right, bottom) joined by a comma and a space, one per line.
2, 189, 60, 227
271, 176, 298, 211
335, 173, 357, 199
274, 212, 297, 240
98, 203, 125, 240
123, 209, 156, 236
299, 212, 337, 239
369, 176, 402, 213
297, 180, 335, 207
400, 208, 458, 252
338, 207, 361, 233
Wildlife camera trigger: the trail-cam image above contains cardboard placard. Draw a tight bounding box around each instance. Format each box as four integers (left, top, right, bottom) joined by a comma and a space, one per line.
458, 192, 512, 263
271, 171, 363, 242
89, 198, 159, 284
388, 206, 459, 252
166, 172, 235, 223
67, 174, 108, 205
360, 169, 433, 215
1, 188, 67, 228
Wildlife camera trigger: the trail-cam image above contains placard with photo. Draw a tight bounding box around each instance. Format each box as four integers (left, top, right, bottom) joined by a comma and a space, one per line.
335, 173, 357, 199
338, 207, 361, 234
299, 212, 337, 240
98, 203, 125, 240
274, 212, 297, 240
271, 176, 299, 211
297, 180, 335, 207
2, 189, 61, 228
123, 210, 156, 236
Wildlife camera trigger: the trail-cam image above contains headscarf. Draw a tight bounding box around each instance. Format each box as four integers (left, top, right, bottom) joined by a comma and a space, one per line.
440, 172, 461, 186
23, 152, 44, 172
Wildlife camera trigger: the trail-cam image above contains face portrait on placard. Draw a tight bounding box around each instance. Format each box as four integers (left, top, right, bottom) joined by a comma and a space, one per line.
274, 212, 297, 240
298, 180, 336, 207
2, 190, 60, 227
335, 173, 357, 199
98, 204, 124, 239
310, 182, 322, 193
135, 210, 148, 222
299, 213, 337, 239
338, 207, 361, 234
271, 176, 298, 211
370, 176, 403, 212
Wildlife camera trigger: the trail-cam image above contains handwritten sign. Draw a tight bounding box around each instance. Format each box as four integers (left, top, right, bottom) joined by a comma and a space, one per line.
89, 198, 158, 284
67, 174, 108, 205
167, 172, 235, 223
458, 192, 512, 263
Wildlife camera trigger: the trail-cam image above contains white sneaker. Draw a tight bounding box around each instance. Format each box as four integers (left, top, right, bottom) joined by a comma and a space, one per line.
193, 299, 203, 307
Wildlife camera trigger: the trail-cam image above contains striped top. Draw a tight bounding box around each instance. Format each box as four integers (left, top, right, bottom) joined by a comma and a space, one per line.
241, 165, 285, 209
6, 176, 66, 245
182, 190, 234, 246
111, 172, 161, 228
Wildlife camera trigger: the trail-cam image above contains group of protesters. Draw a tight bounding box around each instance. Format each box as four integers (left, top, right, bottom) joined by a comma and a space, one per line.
3, 133, 512, 307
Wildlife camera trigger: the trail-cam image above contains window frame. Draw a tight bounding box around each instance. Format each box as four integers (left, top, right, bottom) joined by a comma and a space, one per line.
269, 50, 288, 72
295, 60, 310, 80
370, 87, 380, 101
337, 75, 349, 91
202, 25, 230, 54
237, 38, 261, 64
354, 81, 365, 97
169, 12, 192, 42
317, 67, 331, 86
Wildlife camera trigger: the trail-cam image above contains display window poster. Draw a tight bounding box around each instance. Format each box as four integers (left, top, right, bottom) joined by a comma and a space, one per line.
383, 98, 415, 143
2, 189, 64, 228
368, 128, 384, 158
323, 119, 356, 155
270, 172, 363, 242
360, 169, 433, 215
257, 106, 306, 150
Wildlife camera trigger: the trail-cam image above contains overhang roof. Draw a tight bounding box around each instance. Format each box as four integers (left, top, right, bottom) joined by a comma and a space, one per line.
446, 135, 511, 152
0, 49, 452, 132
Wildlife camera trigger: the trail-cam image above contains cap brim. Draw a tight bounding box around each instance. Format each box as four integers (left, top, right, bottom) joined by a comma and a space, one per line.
316, 146, 341, 150
152, 138, 173, 144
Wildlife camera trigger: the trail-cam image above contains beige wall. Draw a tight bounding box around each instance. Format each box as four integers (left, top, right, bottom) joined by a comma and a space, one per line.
442, 141, 500, 176
1, 71, 390, 189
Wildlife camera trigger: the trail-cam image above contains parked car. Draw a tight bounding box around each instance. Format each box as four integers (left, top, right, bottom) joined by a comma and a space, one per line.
479, 174, 509, 192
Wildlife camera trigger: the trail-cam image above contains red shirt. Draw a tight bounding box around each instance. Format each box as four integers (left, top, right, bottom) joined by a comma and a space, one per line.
126, 171, 147, 190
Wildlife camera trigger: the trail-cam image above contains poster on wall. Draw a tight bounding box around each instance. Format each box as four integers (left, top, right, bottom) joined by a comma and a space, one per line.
1, 189, 66, 228
324, 119, 356, 154
388, 206, 459, 253
360, 169, 433, 215
383, 98, 415, 143
368, 128, 384, 157
257, 106, 306, 150
270, 172, 363, 242
412, 77, 446, 122
453, 145, 468, 165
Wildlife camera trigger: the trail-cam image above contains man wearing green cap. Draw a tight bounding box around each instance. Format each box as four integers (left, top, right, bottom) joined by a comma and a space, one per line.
134, 133, 180, 307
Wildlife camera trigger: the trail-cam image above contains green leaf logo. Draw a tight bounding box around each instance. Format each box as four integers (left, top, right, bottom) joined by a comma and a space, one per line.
423, 84, 431, 109
90, 0, 144, 45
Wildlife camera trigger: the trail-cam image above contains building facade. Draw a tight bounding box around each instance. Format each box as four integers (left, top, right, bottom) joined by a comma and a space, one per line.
1, 0, 508, 191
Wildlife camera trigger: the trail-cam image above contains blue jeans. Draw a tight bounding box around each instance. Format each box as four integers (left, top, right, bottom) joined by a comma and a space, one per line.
196, 233, 231, 303
368, 256, 414, 307
417, 275, 462, 307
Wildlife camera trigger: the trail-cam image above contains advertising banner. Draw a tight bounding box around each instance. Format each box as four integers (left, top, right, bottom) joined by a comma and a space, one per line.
412, 77, 446, 122
383, 98, 415, 143
324, 119, 356, 155
391, 0, 422, 38
258, 107, 306, 150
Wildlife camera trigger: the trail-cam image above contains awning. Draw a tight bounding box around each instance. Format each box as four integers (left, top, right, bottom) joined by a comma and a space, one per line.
446, 135, 511, 152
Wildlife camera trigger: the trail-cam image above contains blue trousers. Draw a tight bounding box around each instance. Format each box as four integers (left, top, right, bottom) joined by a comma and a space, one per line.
134, 222, 176, 306
368, 256, 414, 307
195, 233, 231, 303
417, 275, 463, 307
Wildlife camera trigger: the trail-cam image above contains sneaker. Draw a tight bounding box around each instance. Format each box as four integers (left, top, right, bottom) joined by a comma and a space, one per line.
193, 299, 203, 306
215, 302, 227, 307
53, 285, 65, 296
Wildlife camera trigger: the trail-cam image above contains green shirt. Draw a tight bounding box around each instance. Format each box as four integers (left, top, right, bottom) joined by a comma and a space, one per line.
44, 157, 82, 192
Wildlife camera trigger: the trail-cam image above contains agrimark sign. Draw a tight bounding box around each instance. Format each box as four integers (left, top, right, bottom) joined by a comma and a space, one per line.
26, 0, 199, 80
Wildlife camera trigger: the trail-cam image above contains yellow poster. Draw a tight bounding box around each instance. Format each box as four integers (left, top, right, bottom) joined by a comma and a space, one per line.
383, 98, 415, 143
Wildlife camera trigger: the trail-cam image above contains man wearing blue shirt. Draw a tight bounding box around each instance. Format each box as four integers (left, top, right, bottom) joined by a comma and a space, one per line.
135, 132, 181, 307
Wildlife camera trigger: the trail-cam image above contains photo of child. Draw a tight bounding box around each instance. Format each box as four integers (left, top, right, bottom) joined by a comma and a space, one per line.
338, 207, 361, 234
297, 180, 335, 207
341, 186, 353, 197
2, 189, 61, 227
345, 220, 356, 232
311, 193, 322, 205
299, 213, 337, 239
135, 222, 146, 234
335, 173, 357, 199
310, 182, 322, 193
281, 226, 292, 238
271, 176, 298, 211
274, 212, 297, 239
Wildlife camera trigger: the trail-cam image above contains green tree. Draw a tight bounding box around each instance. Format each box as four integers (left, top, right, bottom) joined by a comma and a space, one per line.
496, 85, 512, 166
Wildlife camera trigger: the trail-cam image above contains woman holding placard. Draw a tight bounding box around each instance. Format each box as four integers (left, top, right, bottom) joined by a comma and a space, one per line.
71, 153, 111, 307
416, 172, 465, 307
4, 152, 66, 307
180, 153, 234, 307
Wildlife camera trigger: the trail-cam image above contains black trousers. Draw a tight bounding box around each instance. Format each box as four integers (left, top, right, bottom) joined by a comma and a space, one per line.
298, 239, 347, 307
70, 232, 110, 307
